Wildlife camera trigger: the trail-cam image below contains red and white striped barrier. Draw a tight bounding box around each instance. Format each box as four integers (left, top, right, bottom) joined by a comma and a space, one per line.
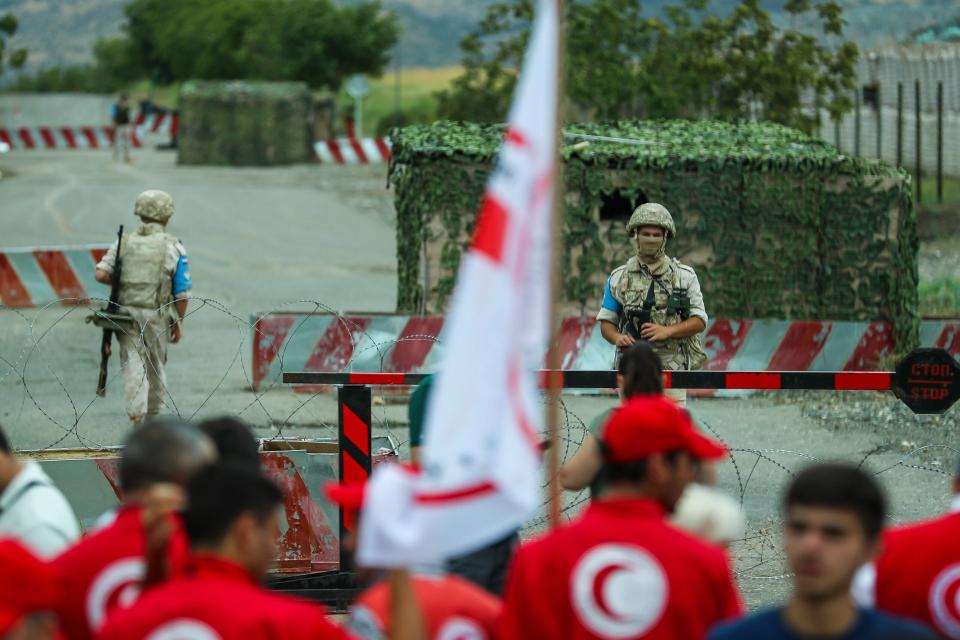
0, 127, 136, 150
0, 245, 110, 307
314, 137, 391, 165
0, 112, 178, 151
133, 110, 178, 144
250, 313, 960, 391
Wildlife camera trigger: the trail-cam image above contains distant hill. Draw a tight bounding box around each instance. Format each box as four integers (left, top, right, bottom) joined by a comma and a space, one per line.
0, 0, 127, 71
0, 0, 956, 77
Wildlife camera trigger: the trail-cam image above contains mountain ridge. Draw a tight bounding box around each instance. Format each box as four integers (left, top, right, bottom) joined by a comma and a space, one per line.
0, 0, 954, 77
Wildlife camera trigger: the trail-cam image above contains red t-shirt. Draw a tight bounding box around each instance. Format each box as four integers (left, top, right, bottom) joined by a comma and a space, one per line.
875, 509, 960, 639
500, 498, 743, 639
52, 505, 189, 640
98, 555, 348, 639
349, 573, 502, 639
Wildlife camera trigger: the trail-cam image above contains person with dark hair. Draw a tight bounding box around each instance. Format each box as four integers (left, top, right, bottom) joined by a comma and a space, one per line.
198, 415, 261, 470
853, 459, 960, 638
111, 93, 132, 163
99, 464, 348, 639
559, 341, 663, 492
709, 463, 936, 639
500, 395, 741, 639
0, 424, 79, 558
53, 418, 216, 640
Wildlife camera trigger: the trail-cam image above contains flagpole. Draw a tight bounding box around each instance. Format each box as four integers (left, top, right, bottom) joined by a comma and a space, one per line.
546, 0, 565, 530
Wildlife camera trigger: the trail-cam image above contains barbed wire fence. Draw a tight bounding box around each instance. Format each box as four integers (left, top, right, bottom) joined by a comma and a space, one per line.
1, 298, 958, 602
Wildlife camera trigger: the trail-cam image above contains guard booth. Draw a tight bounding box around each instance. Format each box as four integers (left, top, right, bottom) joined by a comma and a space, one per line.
389, 120, 919, 355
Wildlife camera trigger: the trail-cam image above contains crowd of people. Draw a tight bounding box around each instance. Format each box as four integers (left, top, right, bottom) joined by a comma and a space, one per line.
0, 344, 958, 639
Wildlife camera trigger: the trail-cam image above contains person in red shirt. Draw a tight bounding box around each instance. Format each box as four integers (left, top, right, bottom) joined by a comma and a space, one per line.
98, 463, 348, 639
53, 418, 216, 640
854, 461, 960, 638
500, 395, 742, 640
0, 540, 61, 640
327, 482, 502, 639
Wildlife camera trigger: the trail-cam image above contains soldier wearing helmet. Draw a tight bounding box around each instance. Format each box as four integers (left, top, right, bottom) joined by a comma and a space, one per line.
597, 203, 709, 392
94, 190, 193, 424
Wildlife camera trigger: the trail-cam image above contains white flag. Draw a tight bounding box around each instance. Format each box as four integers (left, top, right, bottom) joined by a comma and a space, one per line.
357, 0, 559, 568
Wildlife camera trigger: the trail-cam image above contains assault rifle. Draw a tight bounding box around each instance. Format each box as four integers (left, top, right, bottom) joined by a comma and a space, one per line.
96, 225, 124, 397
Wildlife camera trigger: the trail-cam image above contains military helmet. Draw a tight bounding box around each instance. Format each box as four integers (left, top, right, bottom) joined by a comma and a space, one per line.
626, 203, 676, 239
134, 190, 174, 224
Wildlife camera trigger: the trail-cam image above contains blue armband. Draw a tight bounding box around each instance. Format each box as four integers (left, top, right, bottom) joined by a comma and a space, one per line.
601, 276, 622, 314
172, 254, 192, 296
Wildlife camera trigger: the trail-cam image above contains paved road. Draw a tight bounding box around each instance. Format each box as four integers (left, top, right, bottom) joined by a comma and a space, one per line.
1, 148, 955, 611
0, 148, 397, 448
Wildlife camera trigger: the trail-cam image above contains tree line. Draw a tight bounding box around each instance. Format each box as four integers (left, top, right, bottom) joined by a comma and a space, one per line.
3, 0, 859, 134
435, 0, 859, 134
4, 0, 398, 94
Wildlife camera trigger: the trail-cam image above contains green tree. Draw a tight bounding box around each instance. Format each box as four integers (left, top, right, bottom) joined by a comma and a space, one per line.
436, 0, 858, 133
0, 13, 28, 76
92, 37, 141, 88
122, 0, 398, 89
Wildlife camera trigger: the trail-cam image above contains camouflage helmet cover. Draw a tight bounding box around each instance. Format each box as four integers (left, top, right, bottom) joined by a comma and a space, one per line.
626, 203, 676, 238
134, 190, 174, 223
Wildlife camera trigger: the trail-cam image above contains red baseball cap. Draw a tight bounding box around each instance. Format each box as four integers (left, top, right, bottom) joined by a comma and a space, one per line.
0, 539, 61, 634
325, 481, 367, 515
600, 395, 727, 463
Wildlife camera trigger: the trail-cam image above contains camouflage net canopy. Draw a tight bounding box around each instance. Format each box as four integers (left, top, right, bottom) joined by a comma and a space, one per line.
178, 81, 312, 166
390, 120, 919, 352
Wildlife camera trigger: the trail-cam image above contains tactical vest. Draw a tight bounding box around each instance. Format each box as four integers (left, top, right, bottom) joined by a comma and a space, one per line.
612, 256, 709, 370
118, 224, 175, 310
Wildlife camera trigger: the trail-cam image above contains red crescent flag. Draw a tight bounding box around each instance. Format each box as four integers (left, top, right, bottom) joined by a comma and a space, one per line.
357, 0, 559, 567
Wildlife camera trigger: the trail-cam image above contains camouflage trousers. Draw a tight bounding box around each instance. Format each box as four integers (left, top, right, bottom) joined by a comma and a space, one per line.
660, 348, 688, 407
117, 307, 169, 419
665, 388, 687, 407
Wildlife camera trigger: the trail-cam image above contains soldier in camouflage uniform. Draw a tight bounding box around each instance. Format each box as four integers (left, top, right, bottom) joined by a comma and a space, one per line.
95, 191, 192, 424
597, 204, 708, 399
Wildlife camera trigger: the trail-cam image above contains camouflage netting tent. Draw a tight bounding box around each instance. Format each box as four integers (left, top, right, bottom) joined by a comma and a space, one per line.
178, 81, 312, 166
390, 120, 919, 350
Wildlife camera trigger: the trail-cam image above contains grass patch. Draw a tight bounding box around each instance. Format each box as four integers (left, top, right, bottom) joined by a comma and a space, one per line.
914, 173, 960, 207
127, 80, 182, 110
919, 277, 960, 317
335, 66, 461, 137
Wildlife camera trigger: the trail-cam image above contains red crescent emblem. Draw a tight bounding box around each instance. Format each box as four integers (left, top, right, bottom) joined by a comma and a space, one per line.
930, 563, 960, 639
571, 543, 667, 638
592, 564, 629, 620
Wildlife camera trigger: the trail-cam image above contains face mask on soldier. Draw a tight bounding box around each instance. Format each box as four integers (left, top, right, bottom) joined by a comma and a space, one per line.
635, 233, 665, 261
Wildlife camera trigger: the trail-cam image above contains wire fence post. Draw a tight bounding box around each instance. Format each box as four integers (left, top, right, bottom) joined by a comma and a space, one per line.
896, 82, 903, 167
915, 80, 922, 206
854, 89, 861, 157
834, 117, 840, 150
937, 81, 943, 204
875, 83, 882, 160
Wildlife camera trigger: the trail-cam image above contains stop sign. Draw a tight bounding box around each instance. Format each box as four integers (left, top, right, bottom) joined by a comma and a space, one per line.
892, 348, 960, 415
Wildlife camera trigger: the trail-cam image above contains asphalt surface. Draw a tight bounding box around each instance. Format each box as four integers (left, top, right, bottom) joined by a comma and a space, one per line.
1, 149, 397, 448
1, 147, 957, 610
